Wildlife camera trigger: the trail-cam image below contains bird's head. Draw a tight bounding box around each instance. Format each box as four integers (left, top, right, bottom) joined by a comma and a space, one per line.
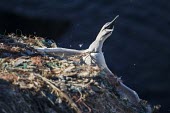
96, 15, 119, 41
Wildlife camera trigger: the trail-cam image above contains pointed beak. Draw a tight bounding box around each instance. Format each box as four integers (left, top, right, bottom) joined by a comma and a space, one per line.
105, 15, 119, 30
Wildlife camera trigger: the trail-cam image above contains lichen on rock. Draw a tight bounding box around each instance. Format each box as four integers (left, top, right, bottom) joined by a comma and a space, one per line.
0, 16, 160, 113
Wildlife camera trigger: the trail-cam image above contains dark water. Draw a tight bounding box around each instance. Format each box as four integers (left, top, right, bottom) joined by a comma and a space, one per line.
0, 0, 170, 112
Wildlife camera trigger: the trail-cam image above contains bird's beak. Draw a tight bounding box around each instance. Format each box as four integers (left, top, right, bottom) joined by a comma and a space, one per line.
105, 15, 119, 30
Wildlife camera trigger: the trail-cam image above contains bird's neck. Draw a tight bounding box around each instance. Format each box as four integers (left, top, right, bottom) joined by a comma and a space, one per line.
88, 35, 106, 53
